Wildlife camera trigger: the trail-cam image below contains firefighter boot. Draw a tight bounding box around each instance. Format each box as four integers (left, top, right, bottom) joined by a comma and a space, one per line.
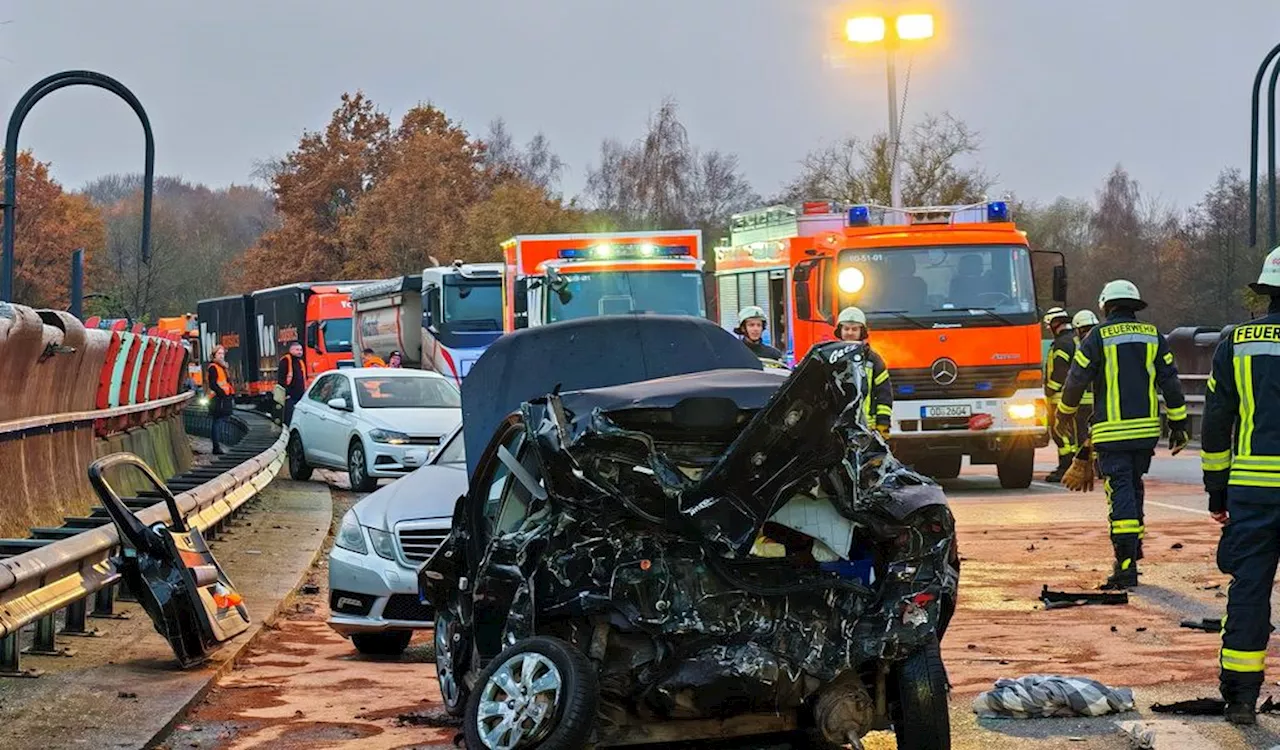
1045, 454, 1073, 483
1222, 681, 1259, 725
1100, 538, 1139, 590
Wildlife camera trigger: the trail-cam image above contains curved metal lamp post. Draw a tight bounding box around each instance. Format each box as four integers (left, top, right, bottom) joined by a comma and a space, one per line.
1250, 44, 1280, 249
1, 70, 155, 302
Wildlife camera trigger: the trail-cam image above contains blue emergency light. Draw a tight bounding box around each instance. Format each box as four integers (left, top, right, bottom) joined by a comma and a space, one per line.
897, 384, 916, 396
848, 205, 871, 226
986, 201, 1010, 222
557, 244, 691, 260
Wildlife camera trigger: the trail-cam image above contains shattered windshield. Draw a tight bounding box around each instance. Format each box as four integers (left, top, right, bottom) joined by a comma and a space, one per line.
547, 271, 706, 322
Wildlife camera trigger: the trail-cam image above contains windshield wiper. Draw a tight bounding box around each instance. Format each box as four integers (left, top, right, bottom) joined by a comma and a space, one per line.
933, 307, 1014, 326
875, 309, 930, 329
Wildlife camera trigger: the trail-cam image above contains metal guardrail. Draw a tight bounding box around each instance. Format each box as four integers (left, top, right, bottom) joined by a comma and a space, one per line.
0, 391, 192, 436
0, 410, 286, 676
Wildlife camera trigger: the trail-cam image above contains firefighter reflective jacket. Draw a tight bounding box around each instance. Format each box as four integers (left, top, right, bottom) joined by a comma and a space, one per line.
1059, 311, 1187, 451
1072, 334, 1095, 407
1044, 329, 1076, 405
861, 346, 894, 428
1202, 314, 1280, 498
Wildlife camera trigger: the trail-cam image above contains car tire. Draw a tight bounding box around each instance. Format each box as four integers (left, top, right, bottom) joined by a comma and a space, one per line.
288, 433, 313, 481
891, 636, 951, 750
352, 630, 412, 656
436, 613, 469, 717
918, 455, 963, 480
996, 444, 1034, 489
348, 440, 378, 492
464, 635, 598, 750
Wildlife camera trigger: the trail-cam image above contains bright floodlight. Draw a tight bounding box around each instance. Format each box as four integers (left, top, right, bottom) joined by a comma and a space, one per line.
846, 16, 887, 43
896, 13, 935, 40
838, 267, 866, 294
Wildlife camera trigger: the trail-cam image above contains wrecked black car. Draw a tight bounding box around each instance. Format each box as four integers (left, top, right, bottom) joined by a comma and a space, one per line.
419, 316, 959, 749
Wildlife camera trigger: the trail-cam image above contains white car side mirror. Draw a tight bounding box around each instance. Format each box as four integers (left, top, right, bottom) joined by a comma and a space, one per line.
327, 397, 350, 411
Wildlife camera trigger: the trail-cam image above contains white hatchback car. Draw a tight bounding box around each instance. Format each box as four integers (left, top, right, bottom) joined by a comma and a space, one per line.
287, 368, 461, 491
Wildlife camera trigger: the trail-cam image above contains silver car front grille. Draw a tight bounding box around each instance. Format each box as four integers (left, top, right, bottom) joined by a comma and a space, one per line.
397, 525, 450, 564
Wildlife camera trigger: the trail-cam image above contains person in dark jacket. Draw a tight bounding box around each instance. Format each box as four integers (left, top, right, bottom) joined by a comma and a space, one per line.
1202, 247, 1280, 724
735, 306, 784, 361
278, 341, 306, 426
206, 345, 235, 455
834, 306, 893, 439
1058, 280, 1189, 590
1042, 307, 1076, 482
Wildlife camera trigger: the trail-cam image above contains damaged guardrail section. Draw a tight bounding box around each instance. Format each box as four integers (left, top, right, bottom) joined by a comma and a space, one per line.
0, 427, 286, 668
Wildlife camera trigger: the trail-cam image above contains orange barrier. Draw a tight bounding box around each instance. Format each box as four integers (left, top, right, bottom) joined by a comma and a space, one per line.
0, 303, 192, 537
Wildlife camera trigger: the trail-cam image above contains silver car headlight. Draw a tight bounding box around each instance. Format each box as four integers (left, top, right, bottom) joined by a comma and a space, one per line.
335, 510, 368, 555
367, 527, 397, 561
369, 428, 411, 445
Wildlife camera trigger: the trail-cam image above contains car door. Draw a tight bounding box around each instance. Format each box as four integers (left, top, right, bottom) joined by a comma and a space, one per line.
325, 374, 358, 462
295, 374, 331, 464
303, 374, 340, 466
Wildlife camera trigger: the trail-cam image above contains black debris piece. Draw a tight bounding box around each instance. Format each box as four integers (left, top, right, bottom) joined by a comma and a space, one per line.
300, 583, 320, 595
1180, 618, 1222, 633
1040, 585, 1128, 609
1171, 543, 1184, 550
1151, 696, 1280, 716
1136, 627, 1147, 632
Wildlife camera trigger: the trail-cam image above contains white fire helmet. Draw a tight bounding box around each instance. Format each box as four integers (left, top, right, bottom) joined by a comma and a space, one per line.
837, 307, 867, 326
1098, 279, 1146, 312
1042, 307, 1069, 327
737, 306, 767, 327
1250, 246, 1280, 294
1072, 310, 1099, 329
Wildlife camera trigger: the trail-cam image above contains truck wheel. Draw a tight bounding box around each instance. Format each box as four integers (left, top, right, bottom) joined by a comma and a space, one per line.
352, 630, 412, 656
465, 636, 598, 750
348, 441, 378, 492
891, 636, 951, 750
288, 433, 313, 481
918, 455, 963, 480
996, 444, 1035, 489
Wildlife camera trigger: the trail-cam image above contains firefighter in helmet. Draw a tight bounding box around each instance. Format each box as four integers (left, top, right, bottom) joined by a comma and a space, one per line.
834, 306, 892, 439
1042, 307, 1076, 482
1058, 280, 1188, 590
1202, 247, 1280, 724
735, 306, 784, 361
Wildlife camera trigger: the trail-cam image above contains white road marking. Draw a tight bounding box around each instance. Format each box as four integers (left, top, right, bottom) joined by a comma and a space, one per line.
1147, 499, 1208, 516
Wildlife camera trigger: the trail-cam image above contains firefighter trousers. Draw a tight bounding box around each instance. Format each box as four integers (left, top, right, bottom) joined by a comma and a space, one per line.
1217, 497, 1280, 700
1098, 449, 1152, 567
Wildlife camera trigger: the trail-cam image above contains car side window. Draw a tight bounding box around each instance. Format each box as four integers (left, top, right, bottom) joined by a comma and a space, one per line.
480, 429, 525, 538
309, 375, 335, 403
495, 446, 543, 536
331, 375, 352, 404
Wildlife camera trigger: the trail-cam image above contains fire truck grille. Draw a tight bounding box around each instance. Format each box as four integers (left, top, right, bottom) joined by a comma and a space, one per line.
892, 365, 1024, 400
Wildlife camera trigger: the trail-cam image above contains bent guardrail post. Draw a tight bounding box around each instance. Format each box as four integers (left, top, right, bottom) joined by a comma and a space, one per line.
1, 70, 155, 302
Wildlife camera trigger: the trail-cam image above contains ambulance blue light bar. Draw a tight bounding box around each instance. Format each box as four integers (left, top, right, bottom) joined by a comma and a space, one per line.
848, 205, 871, 226
558, 244, 691, 259
986, 201, 1010, 222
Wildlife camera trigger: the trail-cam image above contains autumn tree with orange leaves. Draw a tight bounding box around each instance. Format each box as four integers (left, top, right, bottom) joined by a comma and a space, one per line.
231, 92, 585, 290
2, 151, 105, 308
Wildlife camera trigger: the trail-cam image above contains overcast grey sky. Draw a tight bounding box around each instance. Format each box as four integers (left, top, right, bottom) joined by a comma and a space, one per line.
0, 0, 1276, 207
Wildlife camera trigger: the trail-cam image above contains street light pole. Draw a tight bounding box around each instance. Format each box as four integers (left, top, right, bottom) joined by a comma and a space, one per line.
884, 40, 902, 209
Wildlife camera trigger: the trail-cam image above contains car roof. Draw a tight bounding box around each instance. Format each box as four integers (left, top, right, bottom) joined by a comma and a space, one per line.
338, 368, 450, 380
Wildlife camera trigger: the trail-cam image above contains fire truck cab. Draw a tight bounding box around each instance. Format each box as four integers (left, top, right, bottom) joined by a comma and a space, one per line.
717, 200, 1065, 488
501, 231, 705, 331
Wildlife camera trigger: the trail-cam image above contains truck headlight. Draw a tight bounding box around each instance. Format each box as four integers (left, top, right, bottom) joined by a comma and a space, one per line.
369, 429, 411, 445
335, 510, 368, 555
367, 527, 397, 561
838, 267, 866, 293
1007, 402, 1037, 421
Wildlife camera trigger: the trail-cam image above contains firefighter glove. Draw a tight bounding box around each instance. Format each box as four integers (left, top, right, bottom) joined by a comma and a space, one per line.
1054, 413, 1077, 448
1168, 419, 1190, 456
875, 422, 890, 439
1208, 489, 1227, 514
1062, 443, 1095, 492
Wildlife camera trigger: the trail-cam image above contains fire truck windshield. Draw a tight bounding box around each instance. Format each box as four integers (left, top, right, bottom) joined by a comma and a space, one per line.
837, 245, 1036, 326
442, 278, 502, 333
547, 271, 706, 322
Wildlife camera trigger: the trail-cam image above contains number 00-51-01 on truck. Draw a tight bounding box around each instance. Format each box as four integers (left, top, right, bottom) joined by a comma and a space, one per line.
714, 200, 1067, 489
500, 231, 706, 331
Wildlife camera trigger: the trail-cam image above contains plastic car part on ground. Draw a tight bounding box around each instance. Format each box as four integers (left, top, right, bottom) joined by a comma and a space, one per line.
972, 675, 1135, 719
424, 326, 960, 747
88, 453, 250, 668
1039, 585, 1128, 609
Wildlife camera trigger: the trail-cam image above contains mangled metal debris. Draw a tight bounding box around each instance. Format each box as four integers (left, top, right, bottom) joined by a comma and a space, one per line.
423, 317, 961, 748
1040, 585, 1128, 609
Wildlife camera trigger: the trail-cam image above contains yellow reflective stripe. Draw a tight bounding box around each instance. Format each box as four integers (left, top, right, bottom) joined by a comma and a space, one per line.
1229, 470, 1280, 487
1221, 648, 1266, 673
1074, 349, 1090, 368
1207, 373, 1217, 392
874, 369, 889, 386
1201, 449, 1233, 471
1105, 343, 1121, 424
1092, 418, 1162, 433
1238, 354, 1256, 457
1230, 455, 1280, 469
1111, 519, 1143, 533
875, 404, 893, 416
1163, 351, 1174, 365
1054, 349, 1071, 362
1079, 390, 1095, 405
1057, 401, 1078, 415
1146, 341, 1158, 419
1166, 405, 1188, 421
1092, 427, 1163, 443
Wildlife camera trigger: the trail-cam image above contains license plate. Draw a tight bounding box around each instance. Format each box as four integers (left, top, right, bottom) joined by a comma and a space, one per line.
921, 405, 972, 418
